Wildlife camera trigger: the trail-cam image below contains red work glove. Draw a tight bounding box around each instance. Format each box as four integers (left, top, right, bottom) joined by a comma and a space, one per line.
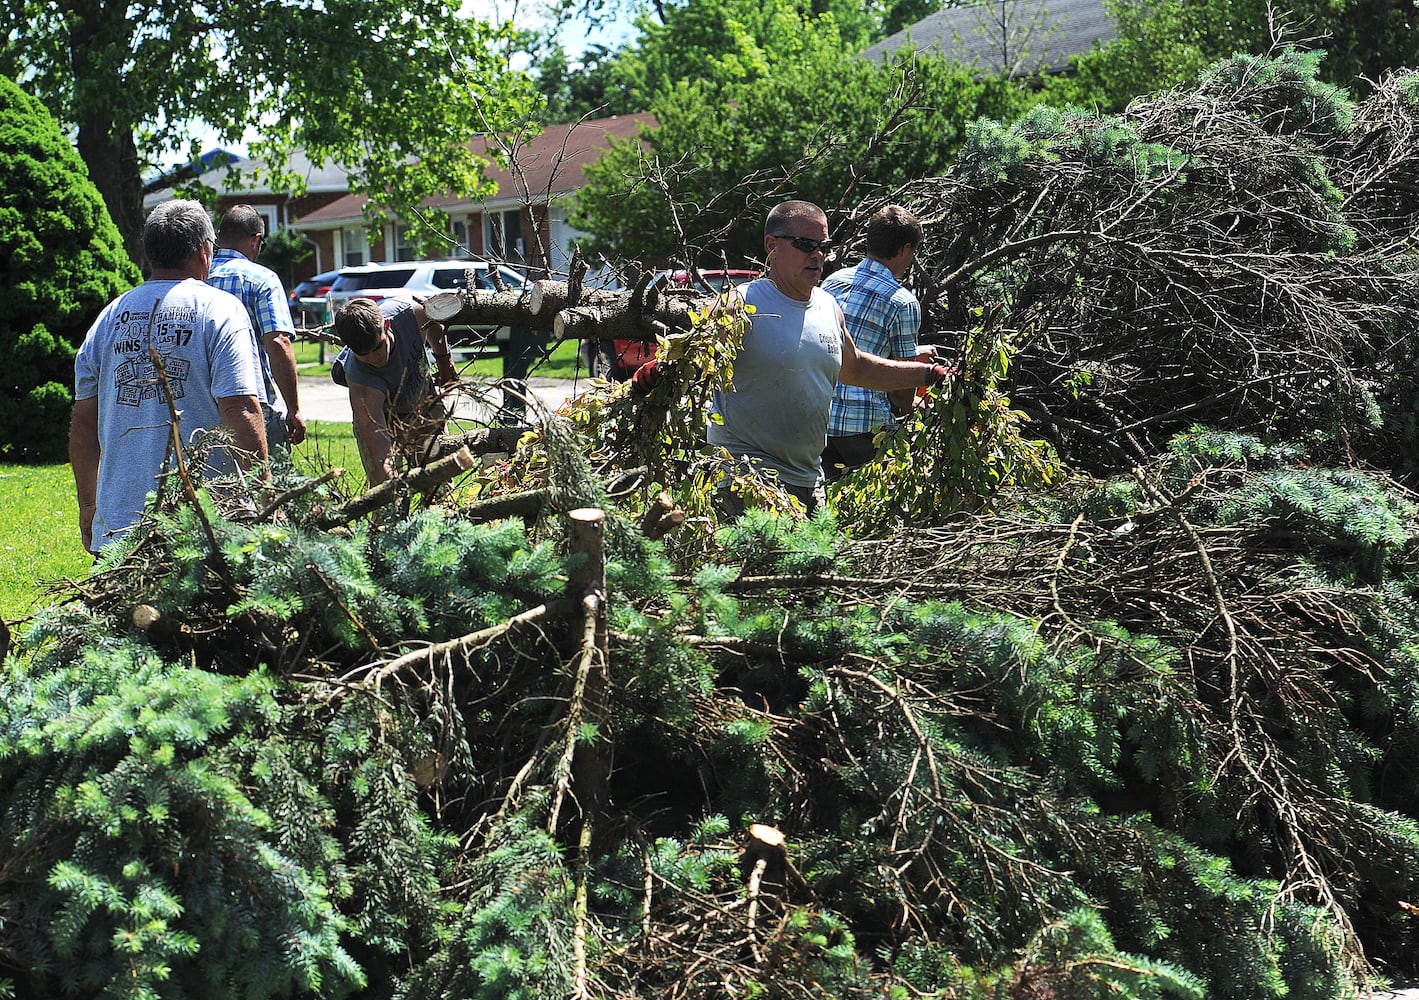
924, 363, 951, 387
630, 360, 662, 397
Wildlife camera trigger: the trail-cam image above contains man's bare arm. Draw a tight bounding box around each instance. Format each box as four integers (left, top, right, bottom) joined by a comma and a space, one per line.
348, 382, 395, 486
839, 326, 941, 392
413, 302, 456, 385
68, 395, 101, 553
217, 394, 269, 467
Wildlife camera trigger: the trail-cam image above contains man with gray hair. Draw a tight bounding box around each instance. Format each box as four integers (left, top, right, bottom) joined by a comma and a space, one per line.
70, 199, 267, 553
705, 199, 948, 514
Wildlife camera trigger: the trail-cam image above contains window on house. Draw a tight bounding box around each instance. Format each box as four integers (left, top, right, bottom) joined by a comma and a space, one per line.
485, 210, 524, 264
393, 224, 417, 262
450, 220, 471, 258
254, 207, 277, 240
340, 226, 368, 267
548, 217, 575, 274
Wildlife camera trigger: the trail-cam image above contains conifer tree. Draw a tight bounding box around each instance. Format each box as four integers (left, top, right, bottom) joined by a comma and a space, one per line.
0, 77, 137, 461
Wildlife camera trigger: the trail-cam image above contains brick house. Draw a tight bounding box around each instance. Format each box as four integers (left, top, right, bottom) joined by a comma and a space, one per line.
145, 113, 655, 285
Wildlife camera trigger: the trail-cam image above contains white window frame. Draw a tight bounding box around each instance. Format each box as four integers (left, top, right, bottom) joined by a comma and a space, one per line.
339, 226, 369, 267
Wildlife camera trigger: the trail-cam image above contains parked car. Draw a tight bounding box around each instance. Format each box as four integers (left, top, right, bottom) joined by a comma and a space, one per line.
583, 268, 758, 381
326, 259, 528, 355
326, 259, 526, 309
287, 268, 341, 314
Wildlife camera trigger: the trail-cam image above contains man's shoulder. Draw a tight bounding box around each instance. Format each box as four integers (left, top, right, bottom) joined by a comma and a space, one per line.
379, 296, 415, 316
209, 256, 281, 287
381, 297, 421, 338
825, 263, 894, 299
177, 282, 256, 331
146, 277, 241, 308
821, 265, 859, 289
189, 278, 248, 307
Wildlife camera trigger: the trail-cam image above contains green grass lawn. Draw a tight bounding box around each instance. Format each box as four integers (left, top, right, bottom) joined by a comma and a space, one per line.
0, 463, 94, 620
295, 420, 365, 491
0, 420, 364, 624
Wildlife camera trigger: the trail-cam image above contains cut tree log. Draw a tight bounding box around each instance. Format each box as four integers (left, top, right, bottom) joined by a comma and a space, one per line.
423, 288, 534, 329
423, 280, 711, 344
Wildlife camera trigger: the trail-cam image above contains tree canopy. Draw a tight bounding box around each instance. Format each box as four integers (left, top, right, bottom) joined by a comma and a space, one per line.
0, 0, 539, 264
570, 43, 1034, 266
1044, 0, 1419, 112
554, 0, 1419, 268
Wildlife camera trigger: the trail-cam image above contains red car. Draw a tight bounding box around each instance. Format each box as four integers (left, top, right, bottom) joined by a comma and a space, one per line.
583, 268, 758, 381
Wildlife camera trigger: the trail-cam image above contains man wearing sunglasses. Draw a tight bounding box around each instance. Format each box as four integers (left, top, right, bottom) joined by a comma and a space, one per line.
208, 204, 306, 450
706, 200, 948, 514
820, 204, 933, 482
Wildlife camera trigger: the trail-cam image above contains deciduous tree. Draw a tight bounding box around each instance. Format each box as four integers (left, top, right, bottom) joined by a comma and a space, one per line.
572, 43, 1034, 265
1044, 0, 1419, 112
0, 0, 539, 264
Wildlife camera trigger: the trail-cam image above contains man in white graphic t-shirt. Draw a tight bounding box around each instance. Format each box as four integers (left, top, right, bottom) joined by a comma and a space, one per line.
70, 199, 267, 553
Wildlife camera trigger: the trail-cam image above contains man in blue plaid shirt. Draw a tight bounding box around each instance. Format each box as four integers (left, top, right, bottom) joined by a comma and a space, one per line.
821, 205, 929, 482
207, 205, 306, 449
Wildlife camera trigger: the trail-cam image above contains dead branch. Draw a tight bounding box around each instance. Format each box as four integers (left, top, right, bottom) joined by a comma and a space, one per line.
359, 598, 581, 691
315, 446, 477, 528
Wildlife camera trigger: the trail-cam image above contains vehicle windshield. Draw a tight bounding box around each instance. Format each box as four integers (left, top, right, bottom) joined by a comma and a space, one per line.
333, 268, 416, 291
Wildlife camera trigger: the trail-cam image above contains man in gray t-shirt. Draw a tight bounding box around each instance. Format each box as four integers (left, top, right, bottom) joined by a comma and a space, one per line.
701, 200, 947, 514
70, 199, 267, 553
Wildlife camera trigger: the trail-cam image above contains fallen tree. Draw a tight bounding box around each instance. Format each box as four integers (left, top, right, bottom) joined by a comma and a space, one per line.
422, 270, 714, 345
7, 48, 1419, 1000
7, 425, 1419, 998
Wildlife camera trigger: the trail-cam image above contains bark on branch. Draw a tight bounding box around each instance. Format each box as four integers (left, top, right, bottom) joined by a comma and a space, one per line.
316, 446, 477, 528
431, 427, 533, 461
424, 279, 713, 343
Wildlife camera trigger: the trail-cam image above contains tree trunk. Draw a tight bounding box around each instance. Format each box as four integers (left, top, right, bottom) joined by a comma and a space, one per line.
69, 4, 146, 266
423, 280, 709, 344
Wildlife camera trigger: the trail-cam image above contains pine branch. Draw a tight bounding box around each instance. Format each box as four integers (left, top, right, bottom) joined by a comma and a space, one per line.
548, 592, 604, 836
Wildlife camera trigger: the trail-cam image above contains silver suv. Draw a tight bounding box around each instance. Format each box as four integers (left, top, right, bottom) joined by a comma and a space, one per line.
327, 259, 527, 352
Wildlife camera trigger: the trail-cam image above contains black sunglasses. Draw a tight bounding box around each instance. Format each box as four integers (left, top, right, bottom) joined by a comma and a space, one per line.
776, 234, 835, 255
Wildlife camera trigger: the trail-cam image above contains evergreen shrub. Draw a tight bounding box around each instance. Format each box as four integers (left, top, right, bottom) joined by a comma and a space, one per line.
0, 77, 138, 462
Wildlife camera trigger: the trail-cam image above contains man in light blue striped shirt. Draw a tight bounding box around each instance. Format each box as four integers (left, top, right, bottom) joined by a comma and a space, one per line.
207, 205, 306, 449
821, 205, 927, 482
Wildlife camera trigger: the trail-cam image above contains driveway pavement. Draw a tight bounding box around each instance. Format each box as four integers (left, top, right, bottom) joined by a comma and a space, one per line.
297, 374, 584, 424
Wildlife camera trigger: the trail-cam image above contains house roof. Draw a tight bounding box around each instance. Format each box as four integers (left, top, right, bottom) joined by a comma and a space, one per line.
861, 0, 1115, 76
293, 113, 657, 228
142, 146, 352, 208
